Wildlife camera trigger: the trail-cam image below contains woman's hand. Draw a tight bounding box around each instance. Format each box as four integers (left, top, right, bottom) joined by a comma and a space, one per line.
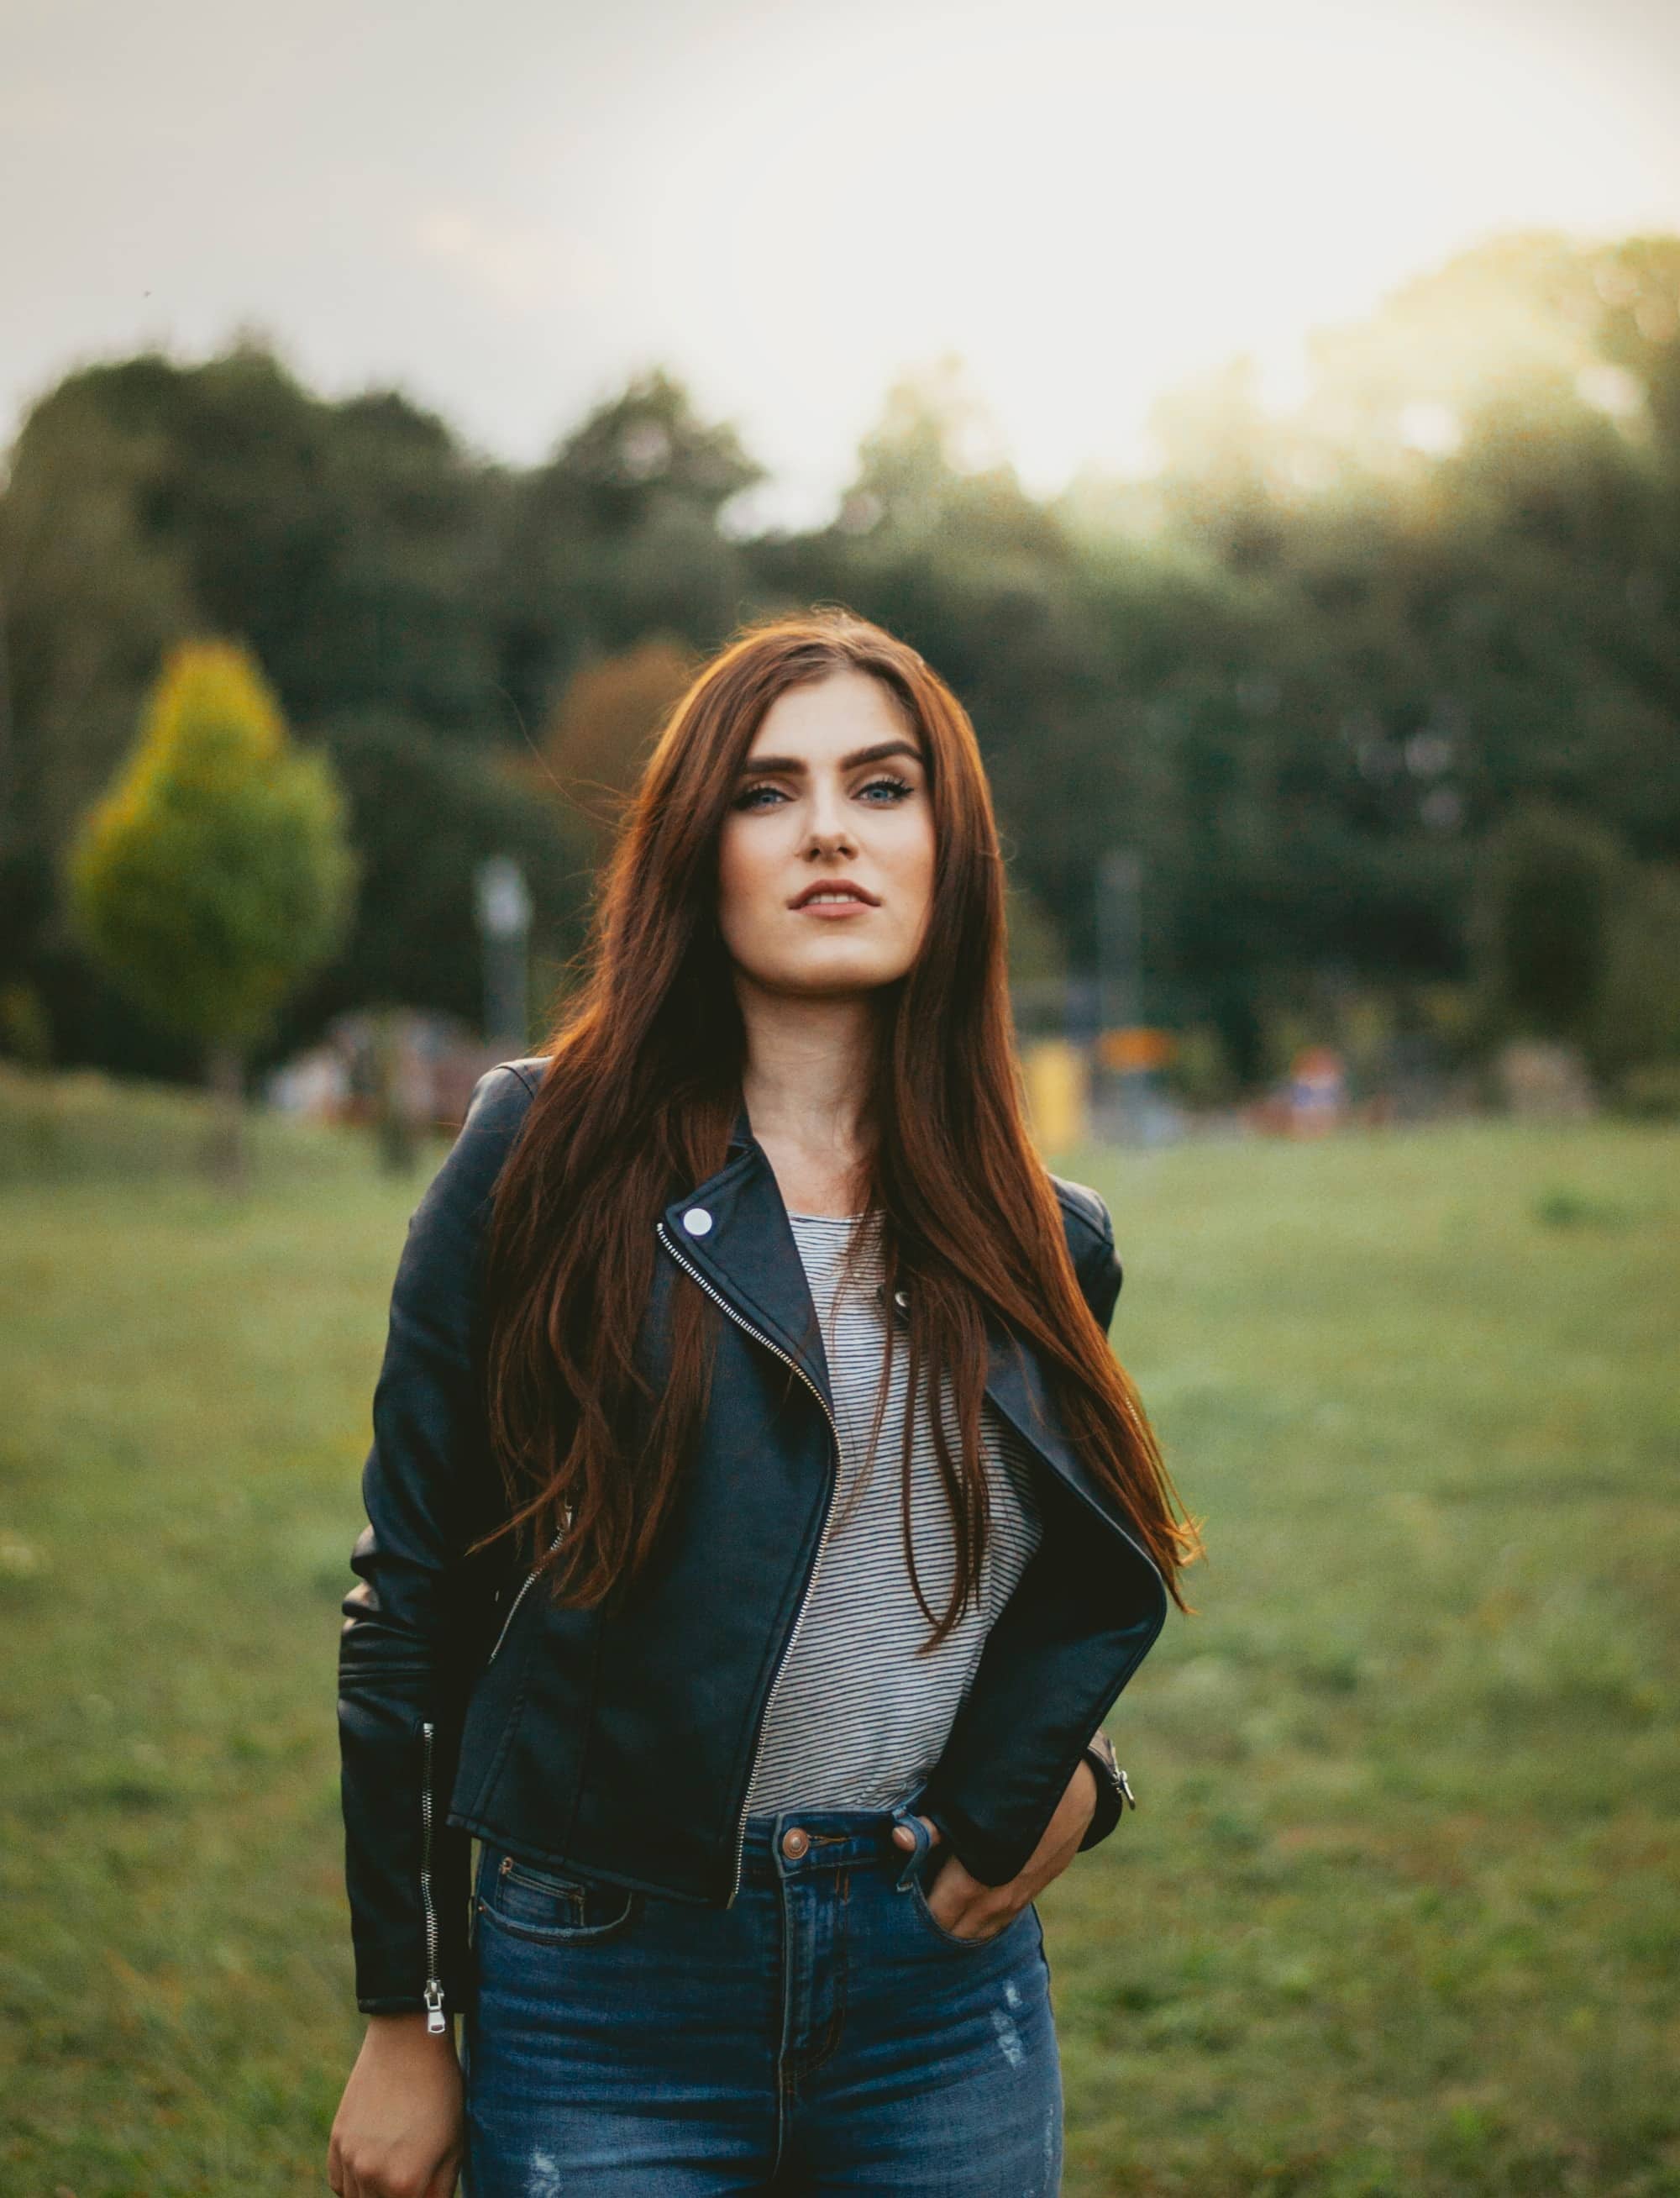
328, 2012, 465, 2198
892, 1757, 1097, 1941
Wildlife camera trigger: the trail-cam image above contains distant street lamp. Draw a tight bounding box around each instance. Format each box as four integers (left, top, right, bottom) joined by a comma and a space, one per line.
1095, 847, 1142, 1133
475, 855, 532, 1051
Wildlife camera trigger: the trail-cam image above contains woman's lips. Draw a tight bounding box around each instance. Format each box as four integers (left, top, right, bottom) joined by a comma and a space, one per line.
794, 896, 874, 918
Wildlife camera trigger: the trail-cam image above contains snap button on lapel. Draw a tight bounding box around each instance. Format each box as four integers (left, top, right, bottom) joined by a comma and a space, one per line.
682, 1207, 713, 1235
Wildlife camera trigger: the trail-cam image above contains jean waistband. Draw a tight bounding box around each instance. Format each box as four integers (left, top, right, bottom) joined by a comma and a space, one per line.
736, 1791, 936, 1888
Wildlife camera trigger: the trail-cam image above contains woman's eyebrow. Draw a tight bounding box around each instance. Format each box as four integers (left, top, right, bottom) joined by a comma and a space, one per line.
737, 739, 924, 776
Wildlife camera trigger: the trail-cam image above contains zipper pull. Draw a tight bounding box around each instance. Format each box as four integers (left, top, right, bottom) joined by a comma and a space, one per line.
1118, 1769, 1137, 1810
423, 1980, 447, 2034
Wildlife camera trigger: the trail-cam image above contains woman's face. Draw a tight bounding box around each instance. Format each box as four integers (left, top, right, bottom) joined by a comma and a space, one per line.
715, 669, 935, 1001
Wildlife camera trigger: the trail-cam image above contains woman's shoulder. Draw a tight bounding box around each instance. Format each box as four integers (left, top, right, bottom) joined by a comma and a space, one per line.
1046, 1171, 1113, 1252
421, 1058, 549, 1219
1046, 1172, 1123, 1330
478, 1054, 549, 1103
459, 1054, 548, 1136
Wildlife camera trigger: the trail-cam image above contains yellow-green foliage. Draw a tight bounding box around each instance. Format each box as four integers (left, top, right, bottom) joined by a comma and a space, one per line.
66, 639, 358, 1046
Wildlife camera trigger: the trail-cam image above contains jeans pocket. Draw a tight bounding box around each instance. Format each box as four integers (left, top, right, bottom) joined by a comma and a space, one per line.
476, 1847, 639, 1944
906, 1850, 1020, 1950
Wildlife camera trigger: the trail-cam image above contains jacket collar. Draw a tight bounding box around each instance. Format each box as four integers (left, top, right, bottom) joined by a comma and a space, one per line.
659, 1101, 1159, 1580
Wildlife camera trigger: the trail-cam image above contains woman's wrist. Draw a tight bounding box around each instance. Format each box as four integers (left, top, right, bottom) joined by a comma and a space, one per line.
366, 2010, 457, 2047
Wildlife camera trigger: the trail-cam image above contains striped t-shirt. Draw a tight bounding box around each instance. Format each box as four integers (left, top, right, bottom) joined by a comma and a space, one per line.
743, 1207, 1045, 1816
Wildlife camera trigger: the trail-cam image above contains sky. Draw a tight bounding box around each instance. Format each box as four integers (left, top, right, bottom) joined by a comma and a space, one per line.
5, 0, 1680, 528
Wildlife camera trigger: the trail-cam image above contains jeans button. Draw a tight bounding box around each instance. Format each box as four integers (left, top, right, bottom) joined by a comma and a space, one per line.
781, 1827, 809, 1858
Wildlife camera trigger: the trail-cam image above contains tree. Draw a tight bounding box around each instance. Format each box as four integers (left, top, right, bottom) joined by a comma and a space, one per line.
0, 384, 194, 1009
533, 634, 698, 845
491, 368, 765, 728
66, 639, 357, 1185
275, 704, 595, 1054
1468, 798, 1625, 1050
1589, 860, 1680, 1091
37, 345, 503, 735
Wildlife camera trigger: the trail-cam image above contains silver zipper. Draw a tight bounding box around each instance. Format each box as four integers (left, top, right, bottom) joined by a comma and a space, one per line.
654, 1217, 842, 1906
486, 1513, 571, 1668
419, 1719, 445, 2033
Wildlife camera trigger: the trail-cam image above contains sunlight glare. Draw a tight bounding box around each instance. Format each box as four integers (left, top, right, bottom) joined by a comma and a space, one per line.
601, 0, 1678, 515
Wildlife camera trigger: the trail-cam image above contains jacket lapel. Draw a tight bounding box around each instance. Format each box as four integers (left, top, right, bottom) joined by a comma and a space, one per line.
657, 1132, 833, 1407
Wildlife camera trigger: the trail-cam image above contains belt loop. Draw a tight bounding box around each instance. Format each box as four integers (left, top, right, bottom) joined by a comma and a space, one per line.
886, 1799, 932, 1890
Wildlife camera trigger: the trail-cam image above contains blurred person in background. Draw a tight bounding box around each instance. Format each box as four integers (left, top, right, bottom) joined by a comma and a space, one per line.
328, 609, 1200, 2197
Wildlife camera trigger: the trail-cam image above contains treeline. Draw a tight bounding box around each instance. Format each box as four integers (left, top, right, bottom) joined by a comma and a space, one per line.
3, 227, 1678, 1101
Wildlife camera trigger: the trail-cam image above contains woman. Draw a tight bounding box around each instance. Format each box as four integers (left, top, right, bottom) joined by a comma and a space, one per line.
328, 609, 1200, 2197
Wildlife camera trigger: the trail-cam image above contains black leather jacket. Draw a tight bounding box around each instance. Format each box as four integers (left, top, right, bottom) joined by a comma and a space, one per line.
338, 1058, 1168, 2023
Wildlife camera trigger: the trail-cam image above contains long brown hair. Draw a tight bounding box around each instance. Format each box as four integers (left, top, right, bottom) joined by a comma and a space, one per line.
469, 607, 1202, 1641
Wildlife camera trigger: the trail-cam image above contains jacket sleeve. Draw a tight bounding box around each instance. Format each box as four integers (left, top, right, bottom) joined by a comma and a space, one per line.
1069, 1188, 1136, 1858
337, 1061, 537, 2018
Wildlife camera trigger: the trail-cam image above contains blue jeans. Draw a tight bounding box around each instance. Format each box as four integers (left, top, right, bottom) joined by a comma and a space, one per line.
460, 1796, 1063, 2194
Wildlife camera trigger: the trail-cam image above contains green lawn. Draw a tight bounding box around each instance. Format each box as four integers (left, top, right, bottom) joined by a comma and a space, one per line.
2, 1070, 1676, 2195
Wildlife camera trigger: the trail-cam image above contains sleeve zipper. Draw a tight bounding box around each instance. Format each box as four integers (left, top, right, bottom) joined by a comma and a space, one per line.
419, 1718, 445, 2032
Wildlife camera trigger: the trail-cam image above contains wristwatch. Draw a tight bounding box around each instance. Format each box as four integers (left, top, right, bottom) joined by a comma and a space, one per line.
1076, 1728, 1137, 1850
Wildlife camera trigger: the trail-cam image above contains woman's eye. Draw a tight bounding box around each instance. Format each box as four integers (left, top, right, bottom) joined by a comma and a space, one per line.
732, 773, 916, 812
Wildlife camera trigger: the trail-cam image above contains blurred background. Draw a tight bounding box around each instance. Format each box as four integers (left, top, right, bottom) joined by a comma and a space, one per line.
1, 0, 1676, 2191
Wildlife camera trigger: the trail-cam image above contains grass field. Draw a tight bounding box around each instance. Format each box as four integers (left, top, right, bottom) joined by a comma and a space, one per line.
2, 1067, 1676, 2195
